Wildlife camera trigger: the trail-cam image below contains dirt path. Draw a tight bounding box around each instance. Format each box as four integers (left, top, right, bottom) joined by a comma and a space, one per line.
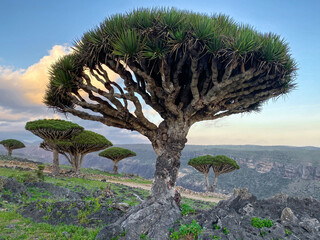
89, 177, 221, 203
0, 160, 222, 203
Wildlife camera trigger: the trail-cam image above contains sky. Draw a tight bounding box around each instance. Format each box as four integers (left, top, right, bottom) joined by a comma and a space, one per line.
0, 0, 319, 147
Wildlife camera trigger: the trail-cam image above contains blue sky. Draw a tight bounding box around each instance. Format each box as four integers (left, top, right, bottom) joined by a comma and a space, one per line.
0, 0, 319, 147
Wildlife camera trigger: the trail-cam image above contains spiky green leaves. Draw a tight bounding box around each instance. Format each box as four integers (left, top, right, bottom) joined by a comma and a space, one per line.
44, 54, 81, 109
0, 139, 25, 149
112, 29, 141, 60
261, 33, 290, 63
188, 155, 239, 169
25, 119, 83, 131
49, 54, 81, 89
99, 147, 136, 161
72, 8, 295, 71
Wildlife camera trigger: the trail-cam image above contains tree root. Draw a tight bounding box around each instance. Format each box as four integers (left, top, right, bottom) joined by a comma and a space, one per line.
96, 196, 181, 240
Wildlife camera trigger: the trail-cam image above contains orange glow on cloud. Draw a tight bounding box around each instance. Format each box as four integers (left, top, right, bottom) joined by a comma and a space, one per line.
21, 45, 71, 104
1, 45, 121, 106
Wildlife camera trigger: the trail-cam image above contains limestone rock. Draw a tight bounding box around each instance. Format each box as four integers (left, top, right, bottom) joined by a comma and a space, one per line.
111, 203, 130, 212
299, 218, 320, 233
281, 207, 298, 224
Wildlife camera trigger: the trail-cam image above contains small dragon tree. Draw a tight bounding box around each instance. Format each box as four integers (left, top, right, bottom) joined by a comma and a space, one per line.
41, 130, 112, 175
188, 155, 213, 192
0, 139, 25, 156
44, 8, 296, 239
25, 119, 83, 175
210, 155, 239, 192
99, 147, 136, 174
188, 155, 239, 192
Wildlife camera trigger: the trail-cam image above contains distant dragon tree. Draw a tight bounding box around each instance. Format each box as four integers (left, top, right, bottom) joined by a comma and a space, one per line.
41, 130, 112, 175
188, 155, 240, 192
99, 147, 136, 174
25, 119, 83, 175
0, 139, 25, 156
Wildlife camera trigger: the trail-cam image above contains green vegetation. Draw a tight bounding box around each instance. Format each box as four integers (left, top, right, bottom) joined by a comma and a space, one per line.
222, 227, 229, 235
251, 217, 274, 229
43, 130, 113, 174
0, 209, 100, 240
170, 220, 203, 240
212, 224, 221, 230
0, 139, 25, 156
99, 147, 136, 174
251, 217, 274, 238
140, 232, 149, 239
9, 171, 40, 183
25, 119, 84, 176
188, 155, 239, 192
0, 156, 218, 239
181, 203, 195, 216
25, 119, 83, 131
285, 229, 292, 236
35, 165, 45, 181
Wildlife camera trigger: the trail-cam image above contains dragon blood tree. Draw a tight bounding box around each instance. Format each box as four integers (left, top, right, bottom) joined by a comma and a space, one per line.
0, 139, 25, 156
44, 8, 296, 239
188, 155, 214, 192
210, 155, 239, 192
25, 119, 83, 176
99, 147, 136, 174
41, 130, 112, 175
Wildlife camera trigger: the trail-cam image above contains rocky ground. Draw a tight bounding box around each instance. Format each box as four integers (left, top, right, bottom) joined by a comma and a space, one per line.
0, 176, 127, 228
1, 156, 320, 240
180, 188, 320, 240
2, 174, 320, 239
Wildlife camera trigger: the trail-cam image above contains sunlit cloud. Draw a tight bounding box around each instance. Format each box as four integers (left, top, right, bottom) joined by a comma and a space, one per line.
21, 45, 71, 104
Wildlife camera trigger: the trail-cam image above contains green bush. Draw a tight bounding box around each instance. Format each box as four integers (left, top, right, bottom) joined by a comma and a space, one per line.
170, 220, 202, 239
10, 172, 39, 183
222, 227, 229, 235
35, 165, 45, 181
251, 217, 274, 229
181, 203, 195, 216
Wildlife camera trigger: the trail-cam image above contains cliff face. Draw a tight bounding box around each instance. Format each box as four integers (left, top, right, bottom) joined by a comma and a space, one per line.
237, 157, 320, 181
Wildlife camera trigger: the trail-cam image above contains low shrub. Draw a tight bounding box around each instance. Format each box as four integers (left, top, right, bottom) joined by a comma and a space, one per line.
170, 219, 203, 240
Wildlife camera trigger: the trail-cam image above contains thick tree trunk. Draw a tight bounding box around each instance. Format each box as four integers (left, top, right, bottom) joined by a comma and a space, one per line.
52, 148, 60, 176
7, 148, 12, 156
150, 121, 188, 199
71, 154, 82, 175
96, 121, 189, 240
113, 161, 118, 174
204, 172, 210, 192
211, 174, 219, 193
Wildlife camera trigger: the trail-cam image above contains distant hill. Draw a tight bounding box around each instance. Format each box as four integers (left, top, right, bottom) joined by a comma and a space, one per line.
1, 144, 320, 200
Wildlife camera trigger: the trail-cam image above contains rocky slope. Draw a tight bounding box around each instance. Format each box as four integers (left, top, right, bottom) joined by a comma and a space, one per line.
1, 166, 320, 240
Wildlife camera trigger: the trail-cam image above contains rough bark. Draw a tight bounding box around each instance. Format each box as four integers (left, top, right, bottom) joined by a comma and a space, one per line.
211, 174, 219, 193
7, 148, 12, 157
70, 154, 80, 175
113, 161, 119, 174
150, 121, 188, 198
52, 148, 60, 176
204, 172, 210, 192
189, 164, 211, 192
